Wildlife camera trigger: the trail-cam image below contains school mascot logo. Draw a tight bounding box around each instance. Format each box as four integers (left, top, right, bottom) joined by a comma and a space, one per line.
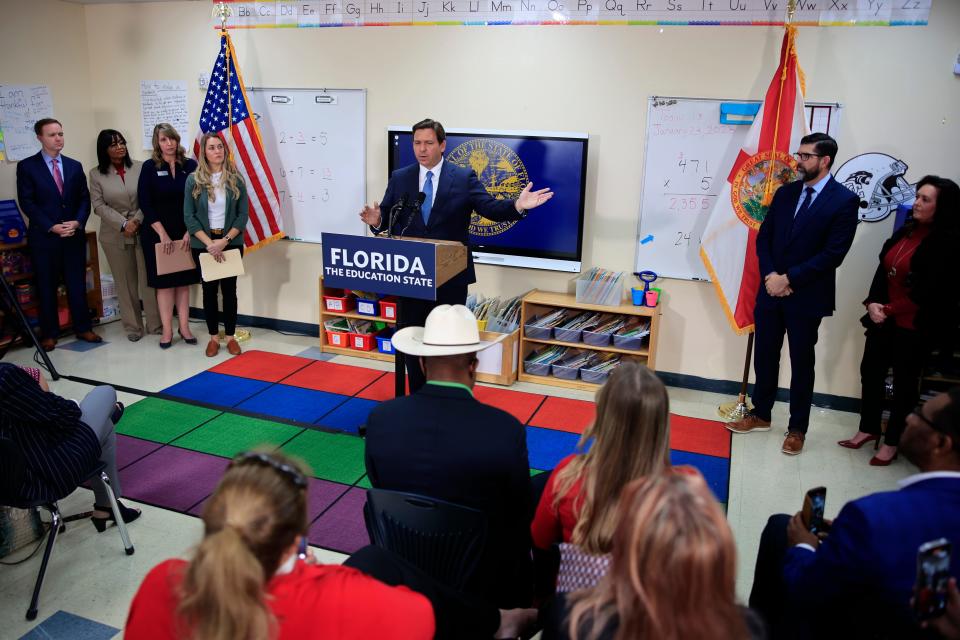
446, 139, 528, 237
834, 153, 916, 223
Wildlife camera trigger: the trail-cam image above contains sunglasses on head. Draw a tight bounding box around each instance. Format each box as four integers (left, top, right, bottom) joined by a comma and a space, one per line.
229, 451, 308, 489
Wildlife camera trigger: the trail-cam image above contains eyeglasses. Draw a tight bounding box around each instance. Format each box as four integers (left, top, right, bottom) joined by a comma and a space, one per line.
910, 406, 938, 431
793, 152, 823, 161
228, 451, 308, 489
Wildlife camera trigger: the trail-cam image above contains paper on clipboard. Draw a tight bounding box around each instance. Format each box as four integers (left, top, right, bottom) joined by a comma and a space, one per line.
154, 242, 196, 276
199, 249, 244, 282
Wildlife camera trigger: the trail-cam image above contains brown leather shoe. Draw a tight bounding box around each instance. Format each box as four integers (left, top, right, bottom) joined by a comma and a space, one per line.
40, 338, 57, 352
782, 431, 805, 455
205, 339, 220, 357
76, 331, 103, 343
725, 414, 772, 434
226, 338, 242, 356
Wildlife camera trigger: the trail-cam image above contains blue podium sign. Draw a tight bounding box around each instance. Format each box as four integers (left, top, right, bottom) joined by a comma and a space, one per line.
321, 233, 440, 301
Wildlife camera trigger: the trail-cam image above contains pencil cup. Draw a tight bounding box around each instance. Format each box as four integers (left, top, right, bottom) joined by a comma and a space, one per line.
631, 287, 646, 306
645, 290, 659, 307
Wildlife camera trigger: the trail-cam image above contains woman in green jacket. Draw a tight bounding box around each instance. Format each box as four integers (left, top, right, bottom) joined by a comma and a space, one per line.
184, 133, 249, 357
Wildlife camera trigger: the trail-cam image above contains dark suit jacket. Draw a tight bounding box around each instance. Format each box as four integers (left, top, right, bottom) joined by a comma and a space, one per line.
755, 176, 859, 317
783, 475, 960, 638
364, 383, 534, 607
373, 161, 524, 288
16, 152, 90, 247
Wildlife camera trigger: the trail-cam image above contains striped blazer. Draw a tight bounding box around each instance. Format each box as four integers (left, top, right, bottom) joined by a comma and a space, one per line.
0, 364, 101, 503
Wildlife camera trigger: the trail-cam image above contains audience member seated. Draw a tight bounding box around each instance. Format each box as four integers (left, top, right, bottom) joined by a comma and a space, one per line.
750, 388, 960, 639
125, 451, 435, 640
543, 471, 764, 640
364, 304, 534, 607
0, 363, 139, 530
531, 361, 672, 555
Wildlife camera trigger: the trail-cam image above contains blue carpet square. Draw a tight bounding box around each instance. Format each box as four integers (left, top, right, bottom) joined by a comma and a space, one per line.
315, 397, 379, 434
20, 610, 119, 640
670, 450, 730, 503
294, 346, 336, 361
161, 371, 272, 407
237, 384, 348, 423
526, 426, 582, 471
58, 339, 109, 352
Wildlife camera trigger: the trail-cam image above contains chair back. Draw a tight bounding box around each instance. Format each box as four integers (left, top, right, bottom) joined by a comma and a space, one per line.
555, 542, 611, 593
0, 437, 26, 506
364, 488, 487, 592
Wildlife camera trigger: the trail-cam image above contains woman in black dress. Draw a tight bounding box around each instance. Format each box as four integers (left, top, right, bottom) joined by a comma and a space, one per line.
138, 124, 199, 349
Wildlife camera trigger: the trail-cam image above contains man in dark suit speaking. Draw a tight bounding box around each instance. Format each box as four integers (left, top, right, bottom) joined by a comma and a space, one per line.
360, 118, 552, 392
16, 118, 101, 351
726, 133, 859, 455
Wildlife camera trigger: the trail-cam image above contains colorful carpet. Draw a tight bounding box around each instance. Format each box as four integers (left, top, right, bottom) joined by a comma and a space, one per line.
113, 350, 731, 554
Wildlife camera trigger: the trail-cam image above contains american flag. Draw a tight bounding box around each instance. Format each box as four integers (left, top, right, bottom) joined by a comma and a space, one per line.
194, 33, 283, 251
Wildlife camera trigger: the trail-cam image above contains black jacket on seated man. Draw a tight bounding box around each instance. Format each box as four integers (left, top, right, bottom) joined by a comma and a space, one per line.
364, 381, 534, 607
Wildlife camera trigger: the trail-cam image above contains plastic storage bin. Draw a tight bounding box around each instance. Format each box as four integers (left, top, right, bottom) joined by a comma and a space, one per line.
325, 329, 349, 347
553, 326, 583, 343
582, 329, 613, 346
356, 296, 380, 317
349, 331, 377, 351
524, 316, 554, 341
575, 272, 625, 307
612, 327, 648, 351
379, 297, 398, 321
323, 291, 354, 313
376, 329, 395, 354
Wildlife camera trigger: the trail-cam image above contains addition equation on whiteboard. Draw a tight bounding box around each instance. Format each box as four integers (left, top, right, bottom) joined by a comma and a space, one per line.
660, 152, 716, 248
274, 129, 334, 211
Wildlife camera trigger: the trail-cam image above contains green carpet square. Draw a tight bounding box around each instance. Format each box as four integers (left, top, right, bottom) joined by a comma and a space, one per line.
356, 475, 372, 489
116, 397, 221, 443
172, 413, 304, 459
279, 429, 366, 485
530, 468, 547, 476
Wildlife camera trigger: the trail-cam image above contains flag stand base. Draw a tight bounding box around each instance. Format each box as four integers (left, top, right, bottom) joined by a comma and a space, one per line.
718, 394, 753, 421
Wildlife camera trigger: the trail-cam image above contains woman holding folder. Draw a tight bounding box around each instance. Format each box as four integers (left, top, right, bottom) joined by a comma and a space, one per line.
138, 123, 199, 349
184, 133, 249, 358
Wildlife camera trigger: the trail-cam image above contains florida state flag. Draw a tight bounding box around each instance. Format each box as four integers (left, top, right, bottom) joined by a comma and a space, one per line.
700, 25, 809, 334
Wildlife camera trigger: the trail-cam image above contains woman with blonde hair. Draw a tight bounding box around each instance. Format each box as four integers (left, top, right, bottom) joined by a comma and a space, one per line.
544, 473, 763, 640
137, 123, 199, 349
184, 132, 248, 357
125, 451, 435, 639
531, 361, 674, 555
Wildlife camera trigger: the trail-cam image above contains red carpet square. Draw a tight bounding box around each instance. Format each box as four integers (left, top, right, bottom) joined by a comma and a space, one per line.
473, 385, 546, 423
355, 372, 409, 401
283, 360, 386, 396
209, 350, 313, 382
528, 396, 596, 434
669, 414, 731, 459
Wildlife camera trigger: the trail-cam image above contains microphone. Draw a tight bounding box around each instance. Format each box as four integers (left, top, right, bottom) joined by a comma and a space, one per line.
387, 193, 410, 238
415, 192, 427, 208
396, 193, 427, 239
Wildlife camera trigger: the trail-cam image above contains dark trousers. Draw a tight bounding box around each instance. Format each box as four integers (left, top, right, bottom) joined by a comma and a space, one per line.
398, 283, 468, 393
859, 324, 928, 447
345, 544, 500, 640
752, 304, 823, 432
30, 235, 92, 338
192, 240, 242, 336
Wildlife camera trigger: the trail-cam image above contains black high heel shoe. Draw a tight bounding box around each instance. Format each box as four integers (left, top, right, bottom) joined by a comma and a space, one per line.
91, 502, 141, 532
178, 329, 198, 345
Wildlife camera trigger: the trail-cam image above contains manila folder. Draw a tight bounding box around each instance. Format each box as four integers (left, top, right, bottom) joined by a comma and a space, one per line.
155, 243, 196, 276
199, 249, 244, 282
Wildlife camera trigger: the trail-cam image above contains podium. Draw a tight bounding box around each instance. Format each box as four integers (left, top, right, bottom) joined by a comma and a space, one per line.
321, 232, 468, 395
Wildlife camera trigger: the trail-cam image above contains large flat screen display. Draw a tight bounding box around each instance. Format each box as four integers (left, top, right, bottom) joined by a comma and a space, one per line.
387, 127, 588, 272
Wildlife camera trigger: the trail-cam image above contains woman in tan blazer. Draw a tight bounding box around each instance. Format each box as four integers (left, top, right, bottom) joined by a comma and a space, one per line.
89, 129, 161, 341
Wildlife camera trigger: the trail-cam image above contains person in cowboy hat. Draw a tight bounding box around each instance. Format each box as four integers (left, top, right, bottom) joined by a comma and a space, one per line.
364, 304, 535, 609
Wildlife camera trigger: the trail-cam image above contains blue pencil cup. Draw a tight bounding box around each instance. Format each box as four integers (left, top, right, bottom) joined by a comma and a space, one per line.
631, 287, 646, 306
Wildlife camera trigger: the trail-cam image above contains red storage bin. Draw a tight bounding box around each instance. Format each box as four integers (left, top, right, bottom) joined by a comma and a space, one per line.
323, 291, 354, 313
325, 329, 349, 347
379, 297, 398, 321
348, 331, 377, 351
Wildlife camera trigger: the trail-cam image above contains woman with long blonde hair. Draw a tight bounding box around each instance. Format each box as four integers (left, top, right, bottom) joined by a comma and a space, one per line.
183, 132, 249, 357
531, 361, 672, 555
125, 451, 435, 639
545, 473, 760, 640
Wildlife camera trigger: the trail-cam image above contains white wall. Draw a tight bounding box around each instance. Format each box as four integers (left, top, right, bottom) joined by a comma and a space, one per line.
3, 0, 959, 399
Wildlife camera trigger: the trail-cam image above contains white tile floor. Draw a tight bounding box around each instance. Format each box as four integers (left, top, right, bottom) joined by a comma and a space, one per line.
0, 319, 912, 637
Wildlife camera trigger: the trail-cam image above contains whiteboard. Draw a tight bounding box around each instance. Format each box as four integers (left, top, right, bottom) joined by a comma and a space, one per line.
635, 97, 842, 281
246, 88, 365, 242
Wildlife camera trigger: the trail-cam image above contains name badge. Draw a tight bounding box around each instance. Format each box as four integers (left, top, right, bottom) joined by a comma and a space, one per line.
157, 170, 169, 176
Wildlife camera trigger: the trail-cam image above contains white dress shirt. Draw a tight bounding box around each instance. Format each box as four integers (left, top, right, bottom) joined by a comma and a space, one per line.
208, 172, 227, 229
418, 158, 442, 207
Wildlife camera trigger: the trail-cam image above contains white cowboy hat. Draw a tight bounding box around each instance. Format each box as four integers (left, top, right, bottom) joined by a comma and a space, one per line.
391, 304, 505, 357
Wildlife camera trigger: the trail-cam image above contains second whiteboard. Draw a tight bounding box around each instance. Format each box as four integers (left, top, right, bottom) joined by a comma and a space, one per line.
246, 88, 366, 243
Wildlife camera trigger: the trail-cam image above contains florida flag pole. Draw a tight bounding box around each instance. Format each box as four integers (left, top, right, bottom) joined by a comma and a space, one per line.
699, 0, 809, 420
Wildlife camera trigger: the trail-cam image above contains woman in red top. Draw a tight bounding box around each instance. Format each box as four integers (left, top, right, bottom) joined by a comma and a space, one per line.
531, 361, 671, 555
839, 176, 960, 465
125, 451, 434, 640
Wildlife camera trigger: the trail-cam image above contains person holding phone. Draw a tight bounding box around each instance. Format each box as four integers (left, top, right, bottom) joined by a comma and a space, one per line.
184, 133, 249, 358
125, 450, 435, 639
749, 388, 960, 638
138, 124, 199, 349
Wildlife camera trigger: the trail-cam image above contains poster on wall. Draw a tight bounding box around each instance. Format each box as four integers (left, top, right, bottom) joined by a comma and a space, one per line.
140, 80, 189, 151
0, 84, 54, 162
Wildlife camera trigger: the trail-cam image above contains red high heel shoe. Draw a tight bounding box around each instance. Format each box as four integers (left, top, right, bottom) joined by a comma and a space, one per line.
869, 452, 898, 467
837, 434, 879, 450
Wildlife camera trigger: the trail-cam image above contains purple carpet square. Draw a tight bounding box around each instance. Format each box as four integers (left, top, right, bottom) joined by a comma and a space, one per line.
116, 434, 163, 470
119, 447, 229, 512
314, 397, 379, 434
188, 476, 350, 518
308, 487, 370, 554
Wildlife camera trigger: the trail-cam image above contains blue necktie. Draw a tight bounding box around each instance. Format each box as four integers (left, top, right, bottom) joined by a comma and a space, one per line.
795, 186, 815, 220
422, 170, 433, 225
